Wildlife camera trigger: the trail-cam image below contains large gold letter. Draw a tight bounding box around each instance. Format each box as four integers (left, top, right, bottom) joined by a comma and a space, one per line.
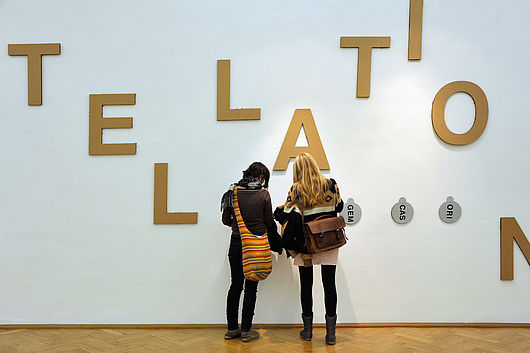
89, 94, 136, 155
408, 0, 423, 60
8, 43, 61, 106
273, 109, 329, 171
154, 163, 198, 224
500, 218, 530, 281
217, 60, 260, 121
432, 81, 488, 145
340, 37, 391, 98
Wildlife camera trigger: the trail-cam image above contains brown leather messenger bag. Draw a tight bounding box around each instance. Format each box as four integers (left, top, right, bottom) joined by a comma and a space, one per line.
299, 203, 347, 253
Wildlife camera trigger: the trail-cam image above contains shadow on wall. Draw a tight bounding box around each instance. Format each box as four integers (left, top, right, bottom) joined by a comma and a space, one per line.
255, 252, 300, 324
255, 254, 358, 324
336, 260, 357, 323
205, 244, 232, 324
207, 247, 300, 325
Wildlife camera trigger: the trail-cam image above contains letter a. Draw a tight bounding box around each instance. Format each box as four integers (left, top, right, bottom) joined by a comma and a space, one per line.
273, 109, 330, 171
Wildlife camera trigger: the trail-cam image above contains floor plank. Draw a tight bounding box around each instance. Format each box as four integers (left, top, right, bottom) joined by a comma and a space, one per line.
0, 327, 529, 353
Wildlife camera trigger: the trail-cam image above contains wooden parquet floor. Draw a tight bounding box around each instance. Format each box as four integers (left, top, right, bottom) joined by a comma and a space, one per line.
1, 327, 529, 353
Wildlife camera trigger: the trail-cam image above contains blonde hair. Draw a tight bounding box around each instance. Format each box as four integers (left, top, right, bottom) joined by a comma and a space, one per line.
292, 152, 329, 208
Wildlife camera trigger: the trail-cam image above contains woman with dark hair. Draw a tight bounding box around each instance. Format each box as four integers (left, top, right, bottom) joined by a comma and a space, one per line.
220, 162, 281, 342
274, 153, 343, 345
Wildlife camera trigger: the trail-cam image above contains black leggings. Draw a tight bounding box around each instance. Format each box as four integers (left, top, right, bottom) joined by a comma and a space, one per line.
298, 265, 337, 317
226, 254, 258, 332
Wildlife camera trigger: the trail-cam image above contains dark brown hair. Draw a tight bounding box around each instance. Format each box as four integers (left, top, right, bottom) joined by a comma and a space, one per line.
243, 162, 270, 188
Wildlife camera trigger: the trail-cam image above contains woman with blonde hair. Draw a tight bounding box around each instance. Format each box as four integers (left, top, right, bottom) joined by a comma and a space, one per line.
274, 152, 343, 345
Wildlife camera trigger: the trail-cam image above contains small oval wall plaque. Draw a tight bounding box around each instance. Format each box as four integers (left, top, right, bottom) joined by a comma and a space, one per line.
391, 197, 414, 224
340, 198, 362, 225
439, 196, 462, 223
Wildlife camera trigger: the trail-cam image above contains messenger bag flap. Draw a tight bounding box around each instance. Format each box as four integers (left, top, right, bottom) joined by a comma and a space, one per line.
305, 215, 346, 235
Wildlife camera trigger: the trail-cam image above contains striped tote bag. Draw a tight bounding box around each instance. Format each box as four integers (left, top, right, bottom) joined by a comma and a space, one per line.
232, 187, 272, 281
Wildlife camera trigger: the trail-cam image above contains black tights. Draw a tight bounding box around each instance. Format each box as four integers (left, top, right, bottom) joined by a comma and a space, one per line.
298, 265, 337, 317
226, 254, 258, 332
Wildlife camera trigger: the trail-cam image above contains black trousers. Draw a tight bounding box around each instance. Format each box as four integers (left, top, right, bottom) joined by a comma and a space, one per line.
226, 253, 258, 332
298, 265, 337, 317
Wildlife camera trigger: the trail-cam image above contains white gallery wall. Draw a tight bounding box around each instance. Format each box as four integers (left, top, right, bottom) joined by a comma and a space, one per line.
1, 0, 529, 324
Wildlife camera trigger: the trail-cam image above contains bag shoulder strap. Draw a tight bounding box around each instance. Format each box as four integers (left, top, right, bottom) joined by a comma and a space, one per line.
232, 187, 249, 232
298, 199, 305, 225
297, 202, 313, 265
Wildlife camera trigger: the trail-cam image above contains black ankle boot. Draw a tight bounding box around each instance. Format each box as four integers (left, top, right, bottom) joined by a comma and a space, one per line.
325, 314, 337, 345
299, 314, 313, 341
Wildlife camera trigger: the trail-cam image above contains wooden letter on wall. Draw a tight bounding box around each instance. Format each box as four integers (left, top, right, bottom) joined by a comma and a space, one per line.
217, 60, 260, 121
408, 0, 424, 60
340, 37, 391, 98
154, 163, 198, 224
273, 109, 330, 171
89, 94, 136, 155
500, 218, 530, 281
432, 81, 488, 145
8, 43, 61, 106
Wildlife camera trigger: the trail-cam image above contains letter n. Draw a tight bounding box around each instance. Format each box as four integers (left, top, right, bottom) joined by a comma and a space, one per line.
500, 217, 530, 280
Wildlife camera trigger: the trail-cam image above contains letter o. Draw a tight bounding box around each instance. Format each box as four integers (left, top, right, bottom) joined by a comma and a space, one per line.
432, 81, 488, 145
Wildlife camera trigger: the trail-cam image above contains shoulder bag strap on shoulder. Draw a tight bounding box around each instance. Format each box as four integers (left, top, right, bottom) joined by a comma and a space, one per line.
298, 199, 305, 224
232, 186, 245, 227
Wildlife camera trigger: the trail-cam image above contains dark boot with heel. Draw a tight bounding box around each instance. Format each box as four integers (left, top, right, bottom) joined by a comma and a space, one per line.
325, 314, 337, 345
299, 314, 313, 341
